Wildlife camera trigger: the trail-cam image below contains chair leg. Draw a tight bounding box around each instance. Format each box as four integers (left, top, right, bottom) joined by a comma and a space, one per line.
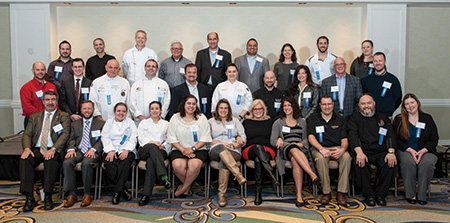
281, 174, 284, 198
167, 164, 171, 199
240, 164, 243, 198
243, 164, 247, 198
94, 165, 99, 200
171, 166, 175, 199
134, 166, 139, 200
131, 164, 135, 200
204, 165, 208, 199
98, 167, 103, 200
276, 170, 280, 198
206, 165, 210, 199
395, 176, 398, 197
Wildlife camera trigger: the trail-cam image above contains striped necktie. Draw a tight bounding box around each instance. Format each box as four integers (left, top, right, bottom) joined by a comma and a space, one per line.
81, 120, 90, 154
40, 113, 52, 155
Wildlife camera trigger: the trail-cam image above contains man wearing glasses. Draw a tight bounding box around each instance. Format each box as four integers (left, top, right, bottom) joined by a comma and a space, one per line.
158, 41, 193, 89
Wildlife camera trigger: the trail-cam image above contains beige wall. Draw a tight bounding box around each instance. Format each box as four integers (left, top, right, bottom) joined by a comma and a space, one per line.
406, 6, 450, 142
0, 6, 14, 137
55, 6, 363, 72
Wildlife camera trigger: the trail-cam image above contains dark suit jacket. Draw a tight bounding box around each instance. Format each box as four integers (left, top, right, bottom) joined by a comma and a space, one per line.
66, 118, 105, 155
195, 48, 232, 88
321, 73, 362, 117
167, 82, 212, 120
59, 76, 93, 115
393, 113, 439, 156
22, 109, 71, 153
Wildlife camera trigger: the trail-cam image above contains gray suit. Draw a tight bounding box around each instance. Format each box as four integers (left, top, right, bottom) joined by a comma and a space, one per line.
63, 118, 105, 194
320, 73, 362, 117
235, 54, 270, 93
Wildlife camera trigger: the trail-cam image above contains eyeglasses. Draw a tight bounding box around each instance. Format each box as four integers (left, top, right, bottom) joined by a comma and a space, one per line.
171, 48, 182, 51
335, 63, 346, 66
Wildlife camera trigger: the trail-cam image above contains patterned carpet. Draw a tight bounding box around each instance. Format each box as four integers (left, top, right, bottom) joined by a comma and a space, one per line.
1, 179, 450, 223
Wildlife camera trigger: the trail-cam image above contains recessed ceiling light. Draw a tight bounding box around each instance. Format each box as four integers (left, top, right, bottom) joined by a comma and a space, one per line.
346, 3, 353, 5
299, 2, 307, 5
182, 2, 190, 5
229, 2, 237, 5
63, 2, 71, 5
110, 2, 118, 4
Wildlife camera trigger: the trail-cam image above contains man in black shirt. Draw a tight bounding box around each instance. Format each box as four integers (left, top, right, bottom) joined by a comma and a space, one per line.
85, 38, 116, 80
347, 94, 397, 206
253, 71, 285, 119
307, 95, 351, 205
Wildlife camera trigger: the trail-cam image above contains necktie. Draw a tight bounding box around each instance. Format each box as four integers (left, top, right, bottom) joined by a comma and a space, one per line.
81, 120, 90, 154
75, 79, 80, 112
40, 113, 52, 155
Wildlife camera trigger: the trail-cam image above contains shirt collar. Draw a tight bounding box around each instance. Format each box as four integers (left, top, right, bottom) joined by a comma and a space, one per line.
171, 55, 183, 62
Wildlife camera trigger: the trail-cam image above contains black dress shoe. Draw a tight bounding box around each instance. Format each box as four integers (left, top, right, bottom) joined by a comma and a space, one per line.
23, 197, 36, 212
163, 179, 172, 190
406, 198, 417, 204
295, 200, 305, 207
112, 193, 120, 205
122, 190, 132, 201
139, 195, 150, 206
254, 187, 262, 205
417, 200, 428, 205
376, 196, 387, 206
365, 196, 376, 207
44, 195, 54, 210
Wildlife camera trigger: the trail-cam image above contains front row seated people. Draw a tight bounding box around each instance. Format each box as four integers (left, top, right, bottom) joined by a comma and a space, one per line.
307, 95, 351, 206
393, 93, 438, 205
242, 100, 279, 205
20, 90, 71, 211
63, 100, 105, 208
168, 95, 212, 198
347, 94, 397, 206
208, 99, 247, 207
101, 102, 137, 205
136, 101, 172, 206
271, 97, 319, 207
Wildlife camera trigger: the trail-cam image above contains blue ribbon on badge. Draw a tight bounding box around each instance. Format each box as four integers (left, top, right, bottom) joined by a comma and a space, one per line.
319, 133, 323, 143
378, 134, 384, 145
305, 98, 310, 108
203, 104, 206, 114
107, 95, 111, 105
332, 92, 337, 101
193, 131, 198, 142
236, 95, 242, 105
158, 97, 162, 103
215, 59, 221, 68
276, 107, 279, 114
83, 93, 88, 101
316, 71, 320, 81
120, 135, 127, 145
39, 97, 43, 103
58, 131, 62, 136
55, 72, 60, 80
95, 136, 99, 142
381, 87, 388, 97
369, 67, 373, 75
291, 74, 294, 83
416, 128, 421, 138
255, 61, 260, 69
227, 129, 232, 139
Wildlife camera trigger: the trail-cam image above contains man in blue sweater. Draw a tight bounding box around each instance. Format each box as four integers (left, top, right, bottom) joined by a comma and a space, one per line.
362, 52, 402, 117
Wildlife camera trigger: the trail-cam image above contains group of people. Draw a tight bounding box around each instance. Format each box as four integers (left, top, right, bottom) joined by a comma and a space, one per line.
18, 30, 438, 212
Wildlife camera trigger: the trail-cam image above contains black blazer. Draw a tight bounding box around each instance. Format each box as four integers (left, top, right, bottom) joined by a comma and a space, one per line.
195, 48, 232, 88
59, 76, 93, 115
66, 118, 105, 155
393, 112, 439, 155
166, 82, 212, 120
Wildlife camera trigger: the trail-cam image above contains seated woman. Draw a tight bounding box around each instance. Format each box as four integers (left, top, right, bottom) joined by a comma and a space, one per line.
209, 99, 247, 207
286, 65, 319, 119
242, 99, 279, 205
168, 95, 212, 197
270, 97, 319, 207
136, 101, 172, 206
393, 93, 438, 205
101, 102, 137, 205
212, 63, 253, 121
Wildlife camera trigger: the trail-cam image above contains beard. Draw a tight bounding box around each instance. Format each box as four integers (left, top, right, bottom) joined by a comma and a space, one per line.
359, 107, 375, 117
82, 112, 93, 120
264, 82, 274, 88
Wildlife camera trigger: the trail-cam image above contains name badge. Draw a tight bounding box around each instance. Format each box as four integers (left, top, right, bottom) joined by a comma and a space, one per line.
55, 66, 63, 72
226, 125, 234, 129
179, 68, 185, 74
190, 125, 199, 132
256, 57, 263, 63
216, 55, 223, 61
53, 124, 63, 133
331, 86, 339, 92
382, 81, 392, 89
282, 126, 290, 133
201, 97, 208, 104
35, 90, 44, 98
274, 102, 281, 108
314, 65, 321, 71
303, 92, 312, 98
315, 126, 325, 133
290, 69, 295, 75
91, 130, 101, 137
416, 122, 426, 129
81, 88, 89, 94
369, 63, 374, 68
379, 127, 387, 136
157, 91, 165, 103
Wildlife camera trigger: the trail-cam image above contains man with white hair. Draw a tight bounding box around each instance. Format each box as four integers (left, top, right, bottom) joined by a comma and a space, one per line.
158, 41, 193, 88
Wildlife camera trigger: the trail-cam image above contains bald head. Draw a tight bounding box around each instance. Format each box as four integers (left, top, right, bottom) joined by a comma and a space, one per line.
105, 59, 121, 78
32, 62, 46, 82
263, 71, 276, 90
358, 94, 376, 116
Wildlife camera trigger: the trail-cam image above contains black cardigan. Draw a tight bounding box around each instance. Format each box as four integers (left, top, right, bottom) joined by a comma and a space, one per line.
393, 112, 439, 156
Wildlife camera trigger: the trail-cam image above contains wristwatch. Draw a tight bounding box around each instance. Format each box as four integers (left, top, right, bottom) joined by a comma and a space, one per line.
388, 150, 395, 154
191, 146, 197, 153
